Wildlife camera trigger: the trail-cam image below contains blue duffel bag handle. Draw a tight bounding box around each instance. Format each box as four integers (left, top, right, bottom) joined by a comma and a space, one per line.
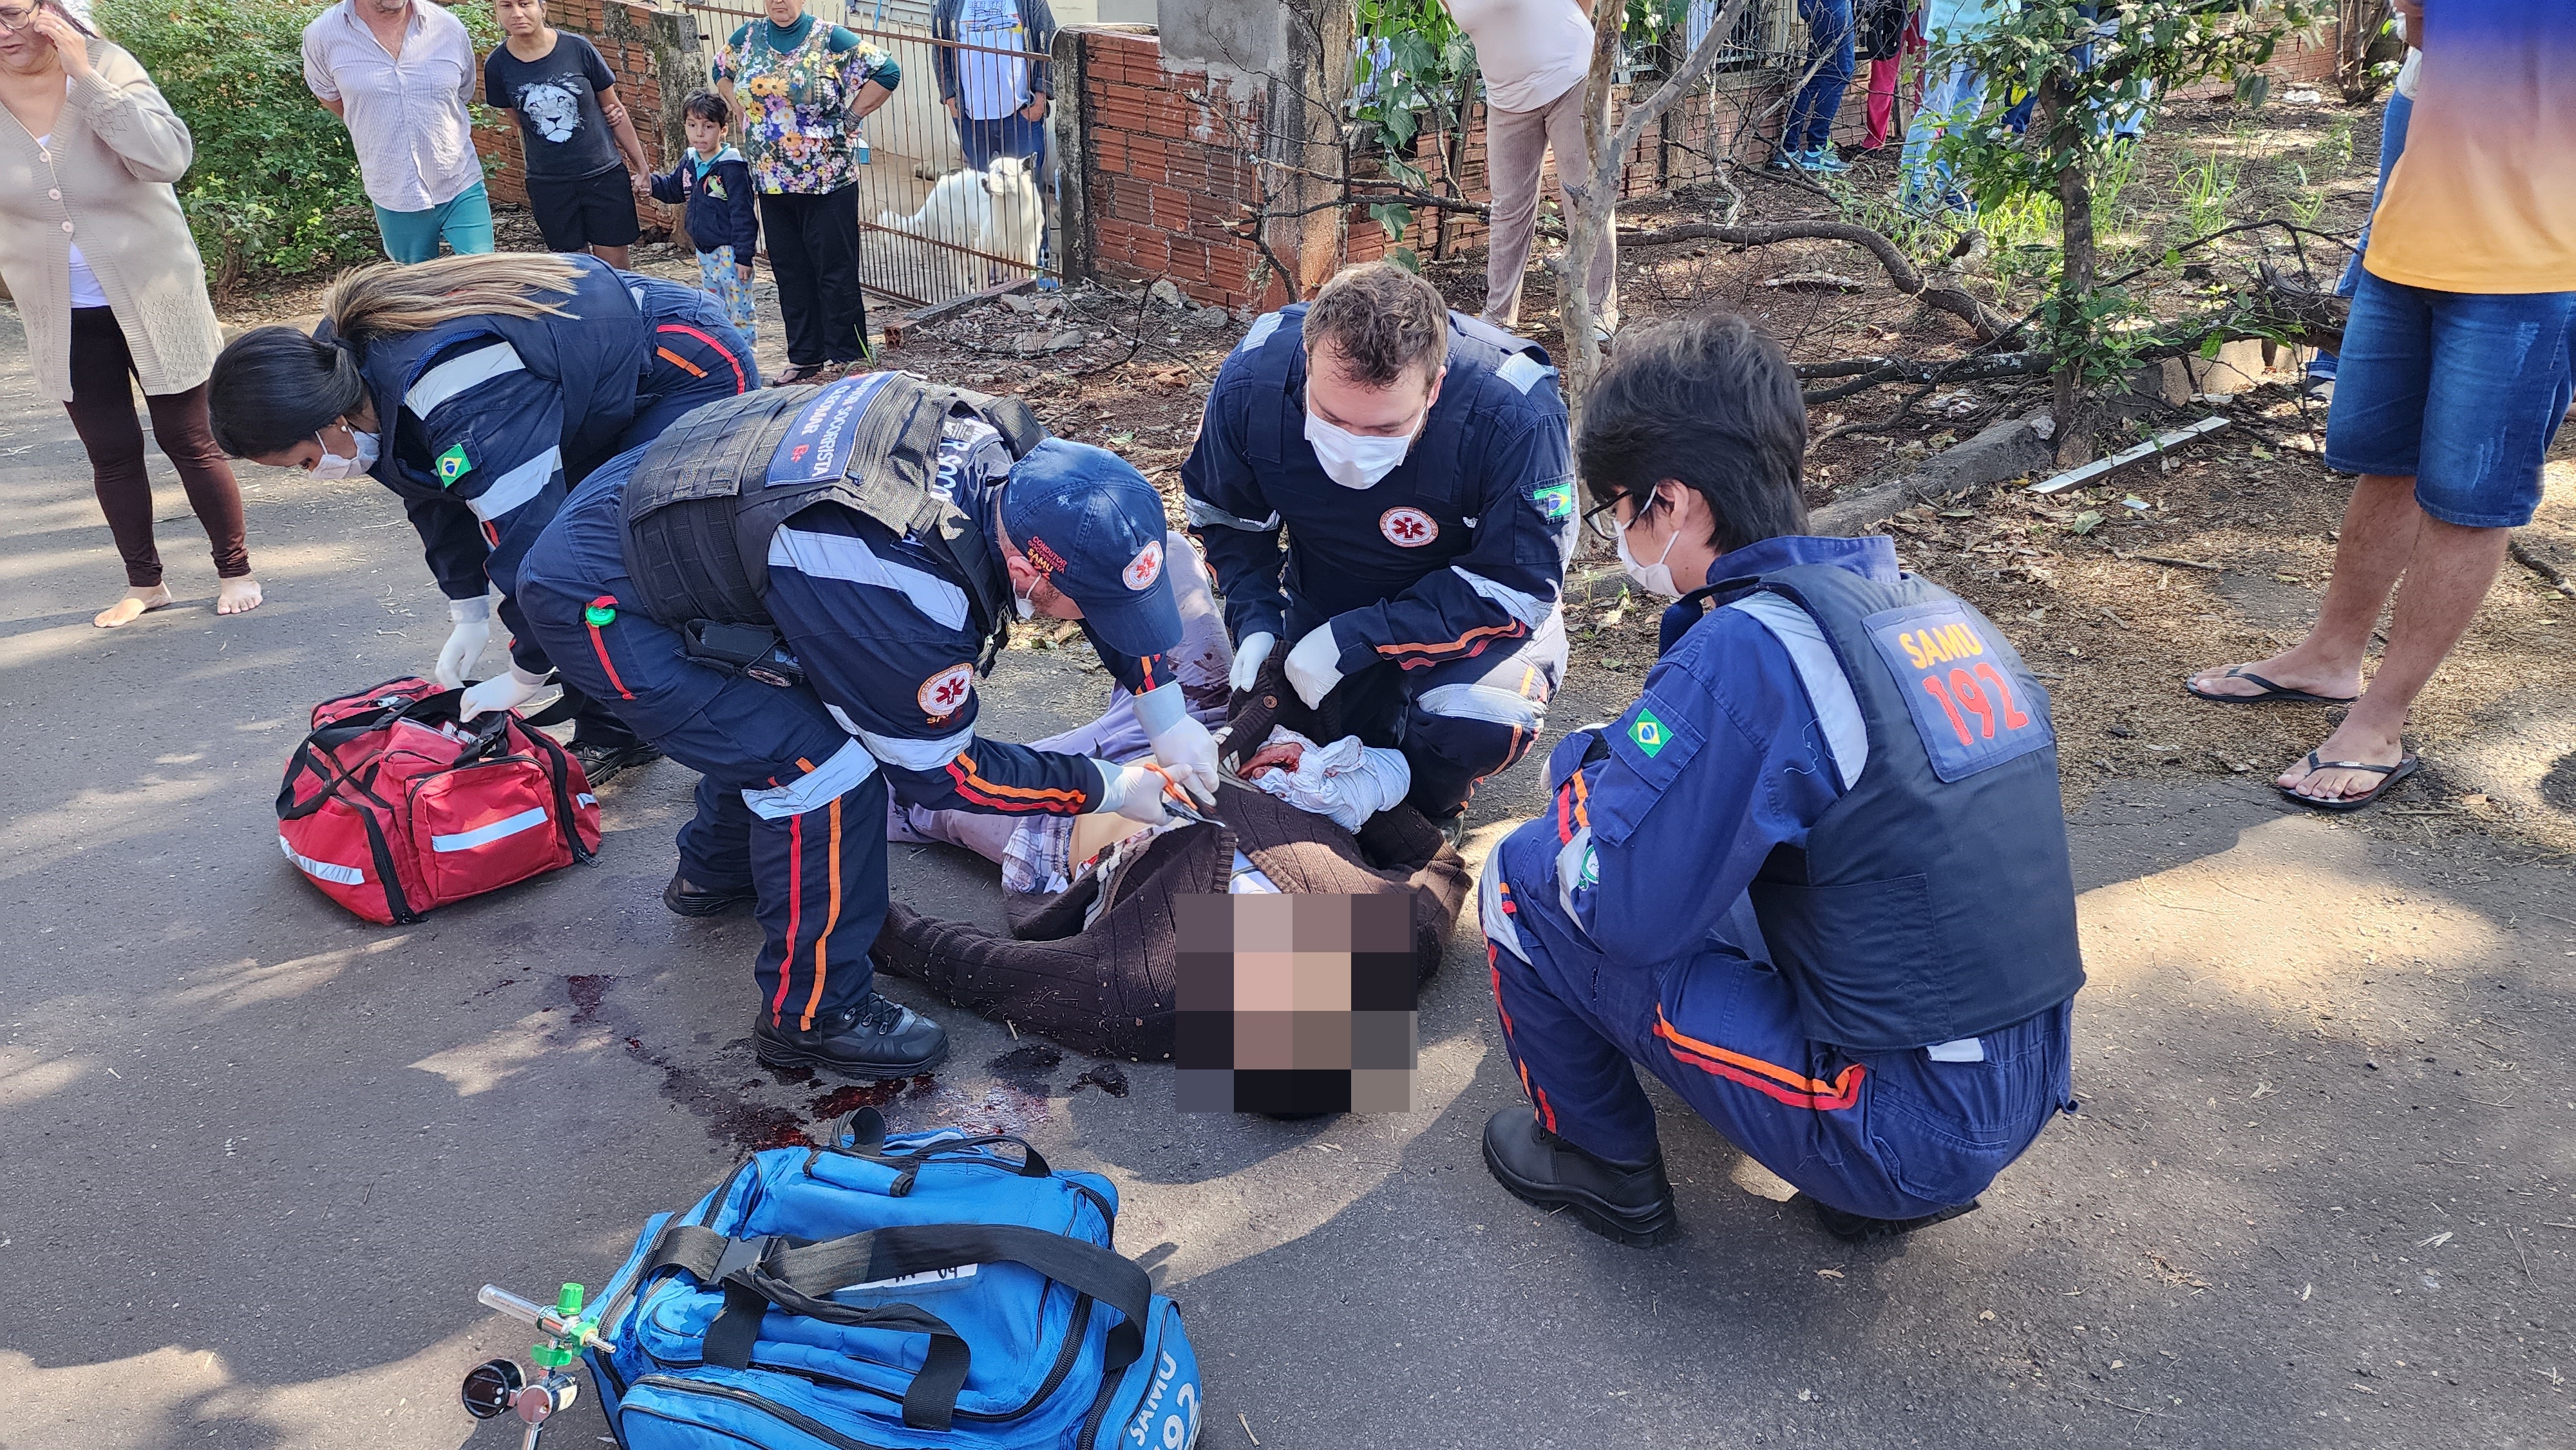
640, 1218, 1155, 1433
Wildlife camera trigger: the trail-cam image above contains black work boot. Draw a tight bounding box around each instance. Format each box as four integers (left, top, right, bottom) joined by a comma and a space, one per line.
1802, 1194, 1981, 1244
1481, 1108, 1678, 1248
663, 870, 756, 918
754, 992, 949, 1079
571, 738, 663, 788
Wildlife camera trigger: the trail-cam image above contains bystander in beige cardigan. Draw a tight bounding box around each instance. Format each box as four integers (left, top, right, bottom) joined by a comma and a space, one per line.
0, 16, 258, 624
0, 33, 221, 399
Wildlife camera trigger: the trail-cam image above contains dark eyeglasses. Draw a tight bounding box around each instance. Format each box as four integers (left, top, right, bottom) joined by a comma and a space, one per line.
1581, 494, 1634, 543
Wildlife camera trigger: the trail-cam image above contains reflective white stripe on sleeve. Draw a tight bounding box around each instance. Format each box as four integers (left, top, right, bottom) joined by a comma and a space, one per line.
768, 527, 969, 630
1477, 851, 1528, 963
431, 806, 549, 852
1450, 566, 1554, 628
1419, 681, 1543, 731
1234, 311, 1282, 353
281, 834, 365, 885
739, 737, 880, 821
404, 341, 526, 419
859, 722, 976, 774
1495, 352, 1553, 393
1184, 494, 1280, 532
1726, 592, 1868, 789
1926, 1037, 1987, 1062
576, 793, 597, 807
464, 446, 561, 523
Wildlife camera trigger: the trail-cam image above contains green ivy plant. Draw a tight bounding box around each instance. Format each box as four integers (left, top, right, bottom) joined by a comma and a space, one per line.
1349, 0, 1478, 267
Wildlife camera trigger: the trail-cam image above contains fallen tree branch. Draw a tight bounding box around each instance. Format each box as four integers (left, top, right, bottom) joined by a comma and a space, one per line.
1620, 219, 2019, 341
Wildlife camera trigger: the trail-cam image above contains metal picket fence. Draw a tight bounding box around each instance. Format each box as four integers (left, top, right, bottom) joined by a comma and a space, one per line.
684, 0, 1059, 310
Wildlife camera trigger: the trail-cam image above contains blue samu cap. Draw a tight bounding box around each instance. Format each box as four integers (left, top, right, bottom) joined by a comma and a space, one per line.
1000, 438, 1182, 660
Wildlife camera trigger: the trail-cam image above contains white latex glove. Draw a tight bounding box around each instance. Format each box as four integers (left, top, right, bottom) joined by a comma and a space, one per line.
459, 665, 549, 720
1283, 622, 1345, 710
434, 599, 493, 689
1227, 631, 1276, 693
1147, 713, 1222, 806
1090, 760, 1177, 826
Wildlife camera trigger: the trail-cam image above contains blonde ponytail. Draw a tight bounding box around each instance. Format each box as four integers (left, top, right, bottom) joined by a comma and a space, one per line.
320, 254, 586, 346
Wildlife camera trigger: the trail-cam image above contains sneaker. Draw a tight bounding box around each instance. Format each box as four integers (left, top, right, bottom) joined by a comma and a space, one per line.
753, 991, 950, 1080
1800, 146, 1851, 174
1480, 1108, 1678, 1248
570, 738, 662, 788
1767, 147, 1805, 173
663, 869, 756, 918
1801, 1193, 1980, 1243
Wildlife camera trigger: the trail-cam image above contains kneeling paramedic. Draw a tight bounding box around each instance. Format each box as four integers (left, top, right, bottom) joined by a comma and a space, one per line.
1182, 262, 1575, 834
516, 373, 1218, 1077
1478, 315, 2083, 1247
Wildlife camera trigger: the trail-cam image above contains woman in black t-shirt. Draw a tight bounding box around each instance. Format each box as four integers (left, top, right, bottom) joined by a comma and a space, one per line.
486, 0, 653, 265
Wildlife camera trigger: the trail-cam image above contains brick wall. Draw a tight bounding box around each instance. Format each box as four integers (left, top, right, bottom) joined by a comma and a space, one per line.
475, 0, 698, 232
1073, 29, 1276, 310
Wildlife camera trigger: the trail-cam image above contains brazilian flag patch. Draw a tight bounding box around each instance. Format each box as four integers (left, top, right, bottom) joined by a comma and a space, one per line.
435, 444, 471, 486
1629, 708, 1669, 758
1533, 478, 1576, 521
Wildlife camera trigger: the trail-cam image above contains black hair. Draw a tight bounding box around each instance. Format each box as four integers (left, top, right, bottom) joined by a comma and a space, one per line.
207, 326, 370, 459
682, 89, 730, 127
1577, 312, 1808, 554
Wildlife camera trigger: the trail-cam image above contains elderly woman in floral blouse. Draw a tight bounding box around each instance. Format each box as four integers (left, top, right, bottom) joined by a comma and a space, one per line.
714, 0, 899, 382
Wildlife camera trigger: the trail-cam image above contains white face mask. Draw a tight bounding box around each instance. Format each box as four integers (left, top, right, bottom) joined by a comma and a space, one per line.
1616, 506, 1682, 599
1303, 410, 1416, 490
307, 425, 379, 480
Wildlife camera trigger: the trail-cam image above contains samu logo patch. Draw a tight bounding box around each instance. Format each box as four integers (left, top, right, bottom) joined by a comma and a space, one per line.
1862, 600, 2053, 782
917, 663, 974, 721
1379, 507, 1438, 547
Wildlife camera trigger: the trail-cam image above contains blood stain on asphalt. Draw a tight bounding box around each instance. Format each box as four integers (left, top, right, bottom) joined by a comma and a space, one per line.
566, 974, 614, 1023
987, 1044, 1063, 1095
1070, 1062, 1130, 1098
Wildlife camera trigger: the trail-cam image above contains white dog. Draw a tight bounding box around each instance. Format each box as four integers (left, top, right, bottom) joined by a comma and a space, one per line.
875, 157, 1045, 297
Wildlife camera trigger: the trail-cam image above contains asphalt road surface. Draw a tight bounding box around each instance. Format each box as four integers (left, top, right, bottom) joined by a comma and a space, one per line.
3, 317, 2570, 1450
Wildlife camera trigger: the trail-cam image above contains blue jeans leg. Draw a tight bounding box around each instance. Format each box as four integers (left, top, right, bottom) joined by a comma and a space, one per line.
1789, 0, 1858, 152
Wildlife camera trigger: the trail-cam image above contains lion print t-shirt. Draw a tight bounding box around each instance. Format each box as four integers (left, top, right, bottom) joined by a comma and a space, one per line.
484, 32, 624, 182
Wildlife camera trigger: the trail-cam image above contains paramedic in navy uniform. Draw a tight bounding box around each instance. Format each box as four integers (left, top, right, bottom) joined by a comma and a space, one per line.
1181, 261, 1576, 836
1477, 314, 2084, 1247
206, 252, 755, 784
517, 372, 1217, 1078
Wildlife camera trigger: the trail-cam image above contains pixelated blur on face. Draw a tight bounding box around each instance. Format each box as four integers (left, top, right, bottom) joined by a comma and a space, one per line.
1304, 341, 1442, 439
684, 111, 724, 155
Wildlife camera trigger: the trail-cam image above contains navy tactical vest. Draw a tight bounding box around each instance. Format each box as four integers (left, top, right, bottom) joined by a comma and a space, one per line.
1711, 562, 2086, 1050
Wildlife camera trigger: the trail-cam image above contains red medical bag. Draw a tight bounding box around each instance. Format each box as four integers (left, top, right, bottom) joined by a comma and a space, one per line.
276, 676, 601, 924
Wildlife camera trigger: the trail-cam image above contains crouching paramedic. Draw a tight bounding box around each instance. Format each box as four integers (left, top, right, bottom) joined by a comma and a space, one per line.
207, 252, 755, 783
516, 372, 1213, 1077
1477, 315, 2083, 1247
1182, 262, 1576, 835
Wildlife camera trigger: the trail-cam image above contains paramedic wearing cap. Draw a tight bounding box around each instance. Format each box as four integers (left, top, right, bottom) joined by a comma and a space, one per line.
1477, 314, 2082, 1248
516, 372, 1208, 1078
1182, 261, 1575, 831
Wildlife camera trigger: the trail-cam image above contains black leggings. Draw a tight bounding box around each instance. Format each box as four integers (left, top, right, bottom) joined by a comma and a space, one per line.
63, 306, 251, 588
758, 186, 870, 367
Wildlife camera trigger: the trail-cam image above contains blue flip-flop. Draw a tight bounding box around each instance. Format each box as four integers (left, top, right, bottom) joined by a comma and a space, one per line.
2186, 666, 2358, 706
2276, 751, 2419, 813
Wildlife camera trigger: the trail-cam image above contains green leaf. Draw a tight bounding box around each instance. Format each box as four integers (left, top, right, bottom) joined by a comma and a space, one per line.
1369, 202, 1414, 243
1390, 247, 1423, 274
2069, 511, 2104, 535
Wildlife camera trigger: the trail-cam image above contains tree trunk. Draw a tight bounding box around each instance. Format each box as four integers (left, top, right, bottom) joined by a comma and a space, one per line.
2043, 77, 2098, 467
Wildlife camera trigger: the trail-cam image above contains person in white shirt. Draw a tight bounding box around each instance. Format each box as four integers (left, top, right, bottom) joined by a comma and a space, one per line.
302, 0, 494, 263
933, 0, 1055, 172
1450, 0, 1612, 336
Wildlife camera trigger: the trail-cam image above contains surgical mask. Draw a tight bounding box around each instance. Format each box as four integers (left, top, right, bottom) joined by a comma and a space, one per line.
1303, 410, 1415, 490
1616, 509, 1681, 599
1013, 581, 1038, 621
308, 426, 378, 480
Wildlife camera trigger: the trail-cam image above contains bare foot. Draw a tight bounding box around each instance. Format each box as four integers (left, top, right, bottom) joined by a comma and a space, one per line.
2185, 652, 2363, 702
216, 576, 264, 616
2275, 718, 2408, 804
95, 584, 174, 628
